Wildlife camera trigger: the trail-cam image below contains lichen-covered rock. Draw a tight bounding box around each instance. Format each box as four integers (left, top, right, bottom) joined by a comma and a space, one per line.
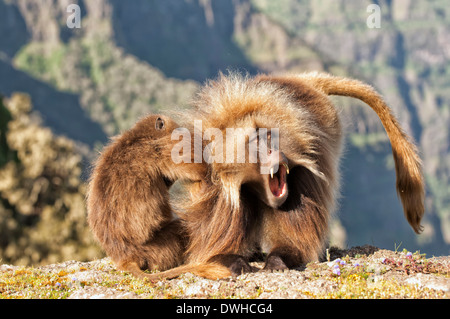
1, 247, 448, 299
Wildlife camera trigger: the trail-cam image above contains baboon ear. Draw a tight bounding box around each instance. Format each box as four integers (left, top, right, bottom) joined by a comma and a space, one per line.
155, 117, 165, 130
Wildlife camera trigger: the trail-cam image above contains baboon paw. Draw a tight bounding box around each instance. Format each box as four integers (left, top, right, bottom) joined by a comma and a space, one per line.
229, 257, 254, 277
262, 255, 289, 272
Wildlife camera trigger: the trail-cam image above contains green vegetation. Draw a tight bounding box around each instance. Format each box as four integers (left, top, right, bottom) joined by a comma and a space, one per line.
14, 37, 198, 136
0, 97, 16, 167
0, 94, 102, 266
1, 248, 447, 299
349, 132, 389, 149
15, 43, 67, 89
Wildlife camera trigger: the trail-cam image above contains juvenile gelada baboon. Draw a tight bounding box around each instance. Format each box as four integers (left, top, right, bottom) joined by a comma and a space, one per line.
86, 114, 207, 279
135, 72, 424, 281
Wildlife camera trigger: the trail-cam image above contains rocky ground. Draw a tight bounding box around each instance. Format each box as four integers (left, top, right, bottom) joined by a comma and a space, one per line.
0, 245, 448, 299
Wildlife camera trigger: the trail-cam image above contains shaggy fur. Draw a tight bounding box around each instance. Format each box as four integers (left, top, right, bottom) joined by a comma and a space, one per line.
87, 72, 425, 281
86, 115, 206, 279
138, 72, 424, 281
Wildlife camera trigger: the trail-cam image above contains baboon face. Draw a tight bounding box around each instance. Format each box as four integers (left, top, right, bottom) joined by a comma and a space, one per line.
197, 74, 331, 211
240, 128, 290, 209
210, 115, 292, 209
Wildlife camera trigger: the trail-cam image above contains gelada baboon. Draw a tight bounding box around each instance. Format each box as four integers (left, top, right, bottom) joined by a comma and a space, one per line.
86, 114, 208, 279
138, 72, 424, 281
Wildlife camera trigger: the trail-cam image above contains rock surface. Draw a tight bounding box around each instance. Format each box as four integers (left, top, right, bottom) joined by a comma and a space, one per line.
1, 245, 448, 299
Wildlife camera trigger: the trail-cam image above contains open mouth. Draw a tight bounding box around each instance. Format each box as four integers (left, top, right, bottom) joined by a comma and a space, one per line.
268, 162, 289, 198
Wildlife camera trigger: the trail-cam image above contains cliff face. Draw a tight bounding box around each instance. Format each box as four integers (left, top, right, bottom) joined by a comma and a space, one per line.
0, 0, 448, 265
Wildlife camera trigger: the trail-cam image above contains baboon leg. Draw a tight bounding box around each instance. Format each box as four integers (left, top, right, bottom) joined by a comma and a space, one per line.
263, 246, 304, 271
261, 203, 323, 271
143, 219, 188, 270
207, 254, 254, 276
118, 219, 188, 277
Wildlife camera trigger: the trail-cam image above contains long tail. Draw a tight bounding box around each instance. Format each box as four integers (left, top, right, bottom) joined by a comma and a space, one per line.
123, 261, 232, 281
261, 72, 425, 233
304, 72, 425, 233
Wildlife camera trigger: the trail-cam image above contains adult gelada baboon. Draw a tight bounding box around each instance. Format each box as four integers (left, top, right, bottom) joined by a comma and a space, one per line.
139, 72, 424, 280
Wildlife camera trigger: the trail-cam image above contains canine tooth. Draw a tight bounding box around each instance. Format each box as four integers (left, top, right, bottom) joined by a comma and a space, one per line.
270, 167, 274, 179
283, 163, 290, 174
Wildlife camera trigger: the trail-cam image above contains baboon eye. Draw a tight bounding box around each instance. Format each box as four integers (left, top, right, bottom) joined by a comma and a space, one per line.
155, 117, 165, 130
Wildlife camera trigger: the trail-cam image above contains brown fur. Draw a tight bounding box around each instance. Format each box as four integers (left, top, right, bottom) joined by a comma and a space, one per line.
294, 73, 425, 232
86, 114, 206, 279
137, 72, 424, 281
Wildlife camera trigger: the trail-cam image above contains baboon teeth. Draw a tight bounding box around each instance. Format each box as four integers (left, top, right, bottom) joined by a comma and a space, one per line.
270, 167, 274, 179
283, 163, 289, 175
